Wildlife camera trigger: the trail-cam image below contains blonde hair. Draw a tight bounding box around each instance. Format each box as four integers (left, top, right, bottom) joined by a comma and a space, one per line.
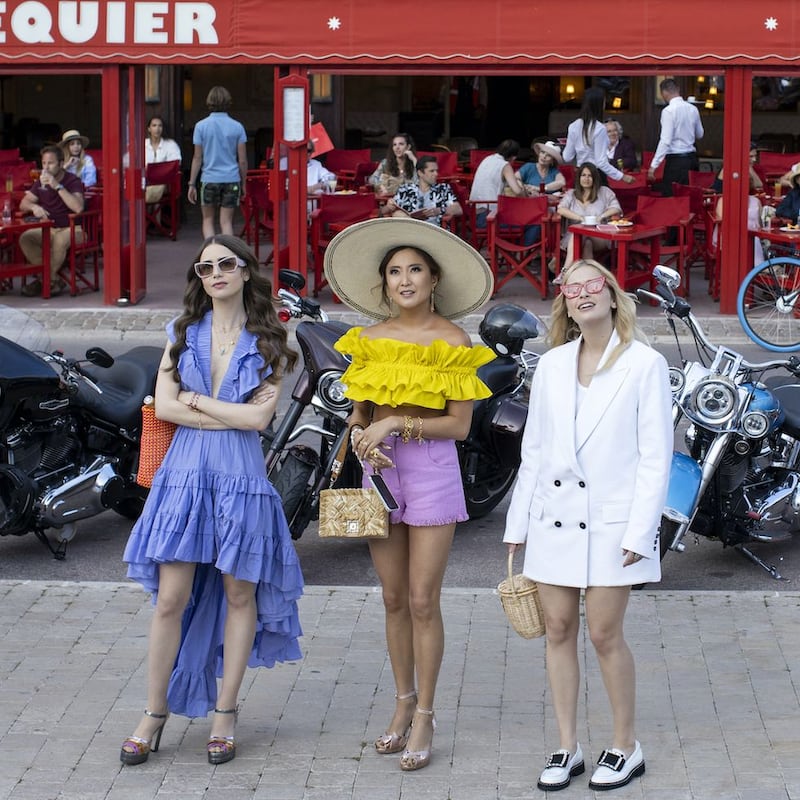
548, 259, 647, 371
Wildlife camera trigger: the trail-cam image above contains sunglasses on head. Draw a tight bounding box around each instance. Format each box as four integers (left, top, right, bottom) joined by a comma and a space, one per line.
193, 256, 246, 279
559, 275, 607, 299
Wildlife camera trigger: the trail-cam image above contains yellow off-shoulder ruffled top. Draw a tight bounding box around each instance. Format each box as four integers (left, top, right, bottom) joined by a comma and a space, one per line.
334, 327, 495, 410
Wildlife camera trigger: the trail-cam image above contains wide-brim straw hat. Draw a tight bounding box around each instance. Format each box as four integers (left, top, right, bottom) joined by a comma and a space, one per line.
788, 162, 800, 184
323, 218, 493, 321
59, 129, 89, 148
534, 140, 563, 165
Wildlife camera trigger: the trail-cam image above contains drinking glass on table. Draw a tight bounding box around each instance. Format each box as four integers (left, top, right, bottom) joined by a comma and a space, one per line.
327, 178, 338, 193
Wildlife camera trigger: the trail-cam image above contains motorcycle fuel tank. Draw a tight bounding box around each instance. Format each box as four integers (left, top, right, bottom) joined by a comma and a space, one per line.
663, 451, 702, 524
0, 337, 62, 429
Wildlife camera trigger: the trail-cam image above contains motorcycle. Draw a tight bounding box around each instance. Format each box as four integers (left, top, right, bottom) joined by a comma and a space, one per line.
0, 336, 163, 558
639, 265, 800, 579
264, 269, 541, 539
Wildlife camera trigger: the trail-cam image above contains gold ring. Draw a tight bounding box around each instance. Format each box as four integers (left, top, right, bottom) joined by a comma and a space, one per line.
370, 448, 381, 459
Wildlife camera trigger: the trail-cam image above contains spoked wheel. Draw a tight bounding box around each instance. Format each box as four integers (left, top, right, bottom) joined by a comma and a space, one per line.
737, 256, 800, 352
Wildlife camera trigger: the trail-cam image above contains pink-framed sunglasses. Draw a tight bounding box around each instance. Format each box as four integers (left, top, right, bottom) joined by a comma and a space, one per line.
558, 275, 607, 299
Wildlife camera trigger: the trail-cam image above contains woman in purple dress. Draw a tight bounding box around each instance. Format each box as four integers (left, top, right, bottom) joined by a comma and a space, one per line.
120, 235, 303, 766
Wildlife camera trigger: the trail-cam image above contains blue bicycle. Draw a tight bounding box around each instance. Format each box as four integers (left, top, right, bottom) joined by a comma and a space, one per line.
737, 254, 800, 352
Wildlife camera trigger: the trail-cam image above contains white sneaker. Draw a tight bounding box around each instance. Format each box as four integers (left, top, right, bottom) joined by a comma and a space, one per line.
588, 740, 645, 790
537, 744, 585, 791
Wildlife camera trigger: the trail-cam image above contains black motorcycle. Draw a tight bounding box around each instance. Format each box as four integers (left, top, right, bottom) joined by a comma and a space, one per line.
265, 269, 541, 539
0, 336, 162, 558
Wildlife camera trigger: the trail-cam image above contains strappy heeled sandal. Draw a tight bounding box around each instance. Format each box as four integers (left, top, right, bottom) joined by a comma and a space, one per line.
120, 709, 169, 766
400, 707, 436, 771
207, 707, 239, 765
374, 689, 417, 754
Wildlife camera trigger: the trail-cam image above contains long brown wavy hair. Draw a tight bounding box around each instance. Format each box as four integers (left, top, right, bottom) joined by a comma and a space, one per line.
383, 133, 416, 180
166, 235, 297, 383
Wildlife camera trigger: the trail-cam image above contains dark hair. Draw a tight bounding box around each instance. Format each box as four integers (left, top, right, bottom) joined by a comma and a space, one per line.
383, 133, 416, 180
40, 144, 64, 163
496, 139, 520, 160
579, 88, 606, 147
574, 162, 601, 204
660, 78, 679, 95
206, 85, 232, 111
377, 245, 442, 312
167, 235, 297, 382
416, 155, 438, 174
147, 116, 168, 136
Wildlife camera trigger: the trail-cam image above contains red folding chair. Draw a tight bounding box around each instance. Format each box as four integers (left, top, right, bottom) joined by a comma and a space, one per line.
60, 193, 102, 295
688, 170, 716, 189
309, 194, 379, 295
672, 183, 716, 272
416, 151, 459, 180
487, 195, 550, 298
240, 171, 273, 262
468, 149, 496, 174
629, 195, 694, 295
324, 149, 371, 189
144, 160, 181, 240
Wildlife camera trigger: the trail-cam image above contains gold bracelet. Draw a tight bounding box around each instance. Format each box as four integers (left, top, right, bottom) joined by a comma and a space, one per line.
401, 415, 414, 444
417, 417, 424, 445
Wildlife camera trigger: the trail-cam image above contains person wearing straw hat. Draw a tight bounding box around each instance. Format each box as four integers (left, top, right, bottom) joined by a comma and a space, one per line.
60, 129, 97, 188
774, 162, 800, 224
518, 140, 566, 196
503, 259, 672, 792
324, 218, 495, 772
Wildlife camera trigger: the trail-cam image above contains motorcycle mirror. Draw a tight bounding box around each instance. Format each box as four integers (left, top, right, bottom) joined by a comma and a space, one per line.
84, 347, 114, 368
279, 269, 306, 292
653, 265, 681, 291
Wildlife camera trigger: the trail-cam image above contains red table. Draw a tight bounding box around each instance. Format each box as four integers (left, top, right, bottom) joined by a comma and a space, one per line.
569, 222, 665, 291
0, 217, 52, 298
748, 226, 800, 269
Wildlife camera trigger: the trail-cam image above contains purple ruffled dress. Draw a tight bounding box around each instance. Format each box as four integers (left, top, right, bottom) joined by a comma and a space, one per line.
123, 312, 304, 718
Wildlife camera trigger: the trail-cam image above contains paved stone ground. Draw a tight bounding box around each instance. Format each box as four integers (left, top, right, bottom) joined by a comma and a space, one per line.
0, 582, 798, 800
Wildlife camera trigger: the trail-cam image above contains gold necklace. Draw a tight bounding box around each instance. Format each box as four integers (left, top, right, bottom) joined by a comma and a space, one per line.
212, 320, 244, 356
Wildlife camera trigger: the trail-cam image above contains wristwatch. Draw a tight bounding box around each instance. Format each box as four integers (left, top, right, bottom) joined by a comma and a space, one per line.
55, 184, 64, 191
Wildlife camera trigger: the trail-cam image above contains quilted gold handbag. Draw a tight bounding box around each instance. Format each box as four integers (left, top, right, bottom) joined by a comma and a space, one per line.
135, 397, 177, 488
317, 427, 388, 539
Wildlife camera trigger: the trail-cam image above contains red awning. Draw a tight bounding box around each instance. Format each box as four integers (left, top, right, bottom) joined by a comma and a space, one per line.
1, 0, 799, 66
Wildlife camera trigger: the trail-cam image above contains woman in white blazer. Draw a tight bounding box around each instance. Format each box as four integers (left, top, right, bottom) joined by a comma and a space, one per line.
503, 259, 673, 792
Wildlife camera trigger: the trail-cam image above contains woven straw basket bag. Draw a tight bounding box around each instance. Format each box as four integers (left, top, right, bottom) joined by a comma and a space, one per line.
497, 550, 545, 639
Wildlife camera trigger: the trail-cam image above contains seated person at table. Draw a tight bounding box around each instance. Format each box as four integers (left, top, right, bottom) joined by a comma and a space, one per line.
517, 140, 566, 195
385, 156, 462, 226
469, 139, 526, 229
714, 182, 764, 264
369, 132, 417, 195
18, 145, 84, 297
557, 162, 622, 269
144, 115, 182, 204
605, 120, 638, 171
307, 141, 337, 195
712, 142, 762, 193
60, 130, 97, 189
775, 163, 800, 223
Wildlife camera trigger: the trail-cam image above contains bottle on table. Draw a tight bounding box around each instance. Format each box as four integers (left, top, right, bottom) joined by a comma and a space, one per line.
2, 198, 12, 225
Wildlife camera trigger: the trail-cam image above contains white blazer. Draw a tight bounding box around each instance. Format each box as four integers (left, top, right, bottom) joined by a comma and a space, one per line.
503, 332, 673, 588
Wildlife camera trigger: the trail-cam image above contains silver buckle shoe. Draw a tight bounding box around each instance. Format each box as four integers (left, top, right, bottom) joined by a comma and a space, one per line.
537, 744, 585, 791
588, 741, 645, 790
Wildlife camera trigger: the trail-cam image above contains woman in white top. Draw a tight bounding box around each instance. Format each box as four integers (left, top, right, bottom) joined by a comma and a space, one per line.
145, 116, 182, 203
557, 163, 622, 269
563, 89, 635, 186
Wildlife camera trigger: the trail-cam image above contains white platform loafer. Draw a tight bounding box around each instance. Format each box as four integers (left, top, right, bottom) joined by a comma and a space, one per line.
537, 744, 585, 791
588, 740, 645, 791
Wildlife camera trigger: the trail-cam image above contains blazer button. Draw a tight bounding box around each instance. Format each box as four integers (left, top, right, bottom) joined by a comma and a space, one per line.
554, 521, 562, 527
554, 480, 561, 487
579, 522, 586, 529
579, 481, 586, 488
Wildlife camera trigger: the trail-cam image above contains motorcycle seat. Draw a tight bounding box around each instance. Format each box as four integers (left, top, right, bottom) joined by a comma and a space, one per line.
772, 384, 800, 440
77, 346, 163, 430
477, 357, 519, 394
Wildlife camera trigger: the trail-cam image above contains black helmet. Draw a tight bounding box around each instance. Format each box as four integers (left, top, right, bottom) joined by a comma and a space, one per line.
479, 303, 540, 356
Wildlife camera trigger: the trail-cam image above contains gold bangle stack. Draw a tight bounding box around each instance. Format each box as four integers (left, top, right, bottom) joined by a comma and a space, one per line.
401, 415, 414, 444
416, 416, 424, 445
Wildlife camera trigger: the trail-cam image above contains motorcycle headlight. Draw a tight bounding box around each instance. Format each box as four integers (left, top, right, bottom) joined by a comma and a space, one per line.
668, 367, 686, 396
689, 376, 738, 427
741, 411, 770, 439
317, 371, 351, 412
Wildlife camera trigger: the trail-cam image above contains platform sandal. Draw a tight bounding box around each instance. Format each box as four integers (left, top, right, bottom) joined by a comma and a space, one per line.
207, 707, 239, 765
120, 709, 169, 766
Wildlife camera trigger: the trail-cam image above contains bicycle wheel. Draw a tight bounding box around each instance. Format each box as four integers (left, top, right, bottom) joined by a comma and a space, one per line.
737, 256, 800, 352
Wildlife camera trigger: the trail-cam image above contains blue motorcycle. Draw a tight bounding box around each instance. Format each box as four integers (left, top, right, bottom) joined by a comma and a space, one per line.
639, 266, 800, 579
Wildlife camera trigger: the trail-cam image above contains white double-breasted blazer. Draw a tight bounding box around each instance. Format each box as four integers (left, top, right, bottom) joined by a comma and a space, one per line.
503, 332, 673, 588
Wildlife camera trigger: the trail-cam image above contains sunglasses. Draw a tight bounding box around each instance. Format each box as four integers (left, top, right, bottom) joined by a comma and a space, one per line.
193, 256, 246, 279
559, 275, 607, 299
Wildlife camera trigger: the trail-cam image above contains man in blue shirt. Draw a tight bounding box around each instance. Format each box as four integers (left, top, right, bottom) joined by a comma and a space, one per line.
188, 86, 248, 238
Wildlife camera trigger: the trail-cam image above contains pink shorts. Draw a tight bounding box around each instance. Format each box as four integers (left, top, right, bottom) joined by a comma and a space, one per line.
364, 436, 468, 527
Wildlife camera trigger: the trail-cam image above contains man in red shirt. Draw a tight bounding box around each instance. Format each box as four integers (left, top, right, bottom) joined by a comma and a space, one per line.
19, 145, 84, 297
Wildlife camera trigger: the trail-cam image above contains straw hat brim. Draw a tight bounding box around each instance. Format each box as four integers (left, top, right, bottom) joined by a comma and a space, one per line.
59, 130, 89, 148
789, 162, 800, 184
534, 141, 563, 165
323, 218, 493, 321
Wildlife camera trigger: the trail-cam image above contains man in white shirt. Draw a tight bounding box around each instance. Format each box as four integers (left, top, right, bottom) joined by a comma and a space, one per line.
648, 78, 704, 196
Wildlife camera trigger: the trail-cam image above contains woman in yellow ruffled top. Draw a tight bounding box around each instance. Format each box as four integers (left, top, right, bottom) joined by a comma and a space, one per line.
324, 218, 495, 772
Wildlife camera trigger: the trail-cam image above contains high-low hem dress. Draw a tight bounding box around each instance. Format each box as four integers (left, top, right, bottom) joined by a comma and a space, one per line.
123, 312, 304, 718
